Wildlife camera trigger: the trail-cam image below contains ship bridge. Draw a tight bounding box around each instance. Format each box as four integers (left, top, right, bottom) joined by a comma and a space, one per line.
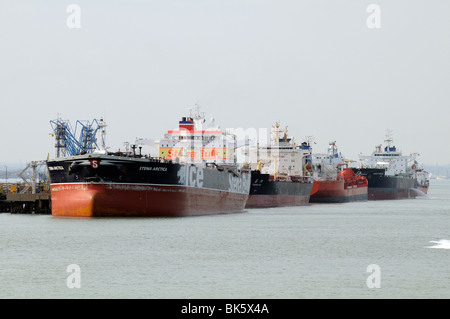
359, 132, 418, 176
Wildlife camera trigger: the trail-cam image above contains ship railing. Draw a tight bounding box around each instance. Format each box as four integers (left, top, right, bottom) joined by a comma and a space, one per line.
105, 151, 174, 164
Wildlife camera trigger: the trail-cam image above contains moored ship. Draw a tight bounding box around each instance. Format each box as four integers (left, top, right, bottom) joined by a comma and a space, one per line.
352, 132, 429, 200
309, 141, 368, 203
47, 107, 250, 217
243, 123, 313, 208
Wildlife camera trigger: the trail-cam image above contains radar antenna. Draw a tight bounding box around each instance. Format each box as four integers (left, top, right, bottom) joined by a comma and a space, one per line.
384, 129, 393, 147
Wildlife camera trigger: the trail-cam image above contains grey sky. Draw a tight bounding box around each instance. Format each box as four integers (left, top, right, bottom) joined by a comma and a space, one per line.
0, 0, 449, 165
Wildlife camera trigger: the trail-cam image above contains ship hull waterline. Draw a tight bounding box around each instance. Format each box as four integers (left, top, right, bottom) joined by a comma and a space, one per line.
51, 183, 249, 217
352, 168, 429, 200
245, 193, 311, 208
309, 179, 368, 203
367, 187, 428, 200
245, 171, 313, 208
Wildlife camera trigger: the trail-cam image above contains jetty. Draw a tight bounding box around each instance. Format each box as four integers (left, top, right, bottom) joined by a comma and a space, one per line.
1, 159, 51, 214
5, 193, 51, 214
0, 192, 51, 214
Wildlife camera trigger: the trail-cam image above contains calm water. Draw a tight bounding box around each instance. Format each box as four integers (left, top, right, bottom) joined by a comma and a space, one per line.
1, 180, 449, 299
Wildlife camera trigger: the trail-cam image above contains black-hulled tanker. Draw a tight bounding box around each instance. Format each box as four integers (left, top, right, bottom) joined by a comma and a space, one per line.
47, 107, 250, 217
354, 133, 429, 200
244, 122, 313, 208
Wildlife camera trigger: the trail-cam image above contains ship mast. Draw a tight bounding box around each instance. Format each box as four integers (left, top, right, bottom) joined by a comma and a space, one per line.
273, 122, 280, 179
384, 129, 393, 148
190, 104, 205, 126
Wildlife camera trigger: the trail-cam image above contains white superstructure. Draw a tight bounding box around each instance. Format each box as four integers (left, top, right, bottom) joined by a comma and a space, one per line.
156, 105, 238, 166
311, 141, 346, 181
244, 122, 312, 180
359, 132, 422, 177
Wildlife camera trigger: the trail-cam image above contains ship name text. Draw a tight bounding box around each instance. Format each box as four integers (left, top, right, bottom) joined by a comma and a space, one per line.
49, 166, 64, 171
139, 166, 168, 171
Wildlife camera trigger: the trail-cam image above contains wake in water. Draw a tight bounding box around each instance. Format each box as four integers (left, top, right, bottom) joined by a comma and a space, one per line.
427, 239, 450, 249
410, 188, 431, 199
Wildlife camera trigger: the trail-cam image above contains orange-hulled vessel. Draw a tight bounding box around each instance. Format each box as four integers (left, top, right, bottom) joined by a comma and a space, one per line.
47, 106, 250, 217
309, 141, 368, 203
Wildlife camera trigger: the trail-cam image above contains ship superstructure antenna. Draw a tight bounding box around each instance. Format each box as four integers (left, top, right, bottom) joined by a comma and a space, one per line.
384, 129, 393, 147
188, 104, 206, 130
304, 135, 315, 147
189, 104, 204, 120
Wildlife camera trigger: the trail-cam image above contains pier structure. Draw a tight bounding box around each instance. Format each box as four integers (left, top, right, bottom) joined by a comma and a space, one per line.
5, 193, 51, 214
0, 159, 51, 214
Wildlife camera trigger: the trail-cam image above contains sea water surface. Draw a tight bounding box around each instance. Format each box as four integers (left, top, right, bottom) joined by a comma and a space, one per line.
1, 180, 450, 299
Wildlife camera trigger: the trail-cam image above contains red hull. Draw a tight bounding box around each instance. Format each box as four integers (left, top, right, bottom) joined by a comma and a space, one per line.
310, 169, 368, 203
50, 183, 248, 217
245, 194, 310, 208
